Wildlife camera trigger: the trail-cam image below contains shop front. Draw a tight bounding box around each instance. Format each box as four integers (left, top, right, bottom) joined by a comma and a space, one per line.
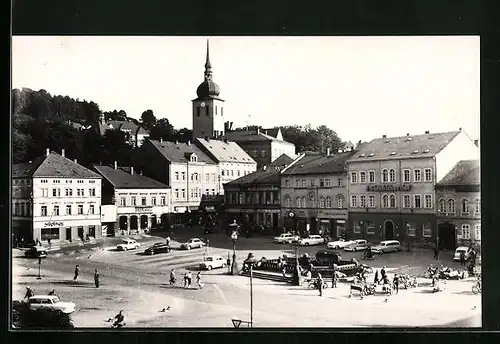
33, 218, 102, 243
282, 208, 348, 237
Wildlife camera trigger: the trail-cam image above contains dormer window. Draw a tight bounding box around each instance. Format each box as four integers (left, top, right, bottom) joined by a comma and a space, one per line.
412, 150, 419, 154
191, 155, 198, 162
368, 153, 375, 157
390, 152, 396, 155
360, 153, 366, 157
423, 149, 430, 153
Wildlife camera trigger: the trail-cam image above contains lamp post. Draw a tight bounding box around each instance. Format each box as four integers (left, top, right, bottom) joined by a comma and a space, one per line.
37, 257, 42, 279
245, 253, 258, 327
231, 231, 238, 275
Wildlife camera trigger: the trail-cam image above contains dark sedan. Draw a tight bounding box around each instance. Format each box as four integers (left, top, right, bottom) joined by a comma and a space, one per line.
24, 246, 47, 258
144, 243, 171, 255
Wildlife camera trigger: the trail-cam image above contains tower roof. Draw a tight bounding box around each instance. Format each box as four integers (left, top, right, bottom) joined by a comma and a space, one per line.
196, 39, 221, 99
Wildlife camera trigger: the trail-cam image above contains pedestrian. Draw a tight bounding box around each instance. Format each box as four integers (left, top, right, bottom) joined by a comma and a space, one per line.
460, 251, 466, 266
196, 272, 204, 289
281, 264, 287, 278
332, 264, 337, 288
166, 236, 170, 247
186, 271, 192, 289
47, 238, 52, 249
94, 269, 100, 288
183, 272, 188, 288
382, 275, 390, 294
433, 245, 439, 260
381, 266, 387, 280
374, 269, 380, 285
317, 273, 324, 297
393, 274, 400, 294
24, 286, 34, 300
470, 249, 477, 266
73, 265, 80, 282
170, 269, 176, 285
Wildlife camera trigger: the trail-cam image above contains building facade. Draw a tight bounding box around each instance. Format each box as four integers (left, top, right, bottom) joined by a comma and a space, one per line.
97, 116, 149, 147
280, 151, 353, 237
346, 130, 479, 246
12, 150, 102, 244
435, 160, 480, 250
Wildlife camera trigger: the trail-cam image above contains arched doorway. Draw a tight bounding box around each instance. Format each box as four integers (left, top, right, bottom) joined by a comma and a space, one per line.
130, 216, 138, 231
119, 216, 128, 231
438, 222, 456, 250
151, 215, 157, 229
140, 215, 148, 230
160, 214, 170, 229
384, 220, 395, 240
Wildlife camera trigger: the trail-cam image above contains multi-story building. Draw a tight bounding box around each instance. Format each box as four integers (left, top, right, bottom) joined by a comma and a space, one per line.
194, 137, 257, 194
97, 115, 149, 147
223, 154, 294, 234
132, 139, 219, 225
12, 149, 102, 244
94, 164, 171, 235
280, 150, 354, 237
346, 130, 479, 246
435, 160, 480, 250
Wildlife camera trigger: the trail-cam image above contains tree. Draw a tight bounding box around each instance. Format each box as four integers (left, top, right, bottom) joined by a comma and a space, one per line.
174, 128, 193, 142
149, 118, 176, 141
140, 110, 157, 131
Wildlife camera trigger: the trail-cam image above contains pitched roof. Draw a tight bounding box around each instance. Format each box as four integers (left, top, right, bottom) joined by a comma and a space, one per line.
148, 140, 216, 164
107, 120, 149, 135
282, 151, 354, 175
225, 167, 282, 186
262, 128, 281, 139
195, 138, 256, 163
13, 152, 101, 179
218, 130, 292, 144
94, 165, 169, 189
347, 131, 461, 162
436, 160, 480, 186
270, 153, 294, 167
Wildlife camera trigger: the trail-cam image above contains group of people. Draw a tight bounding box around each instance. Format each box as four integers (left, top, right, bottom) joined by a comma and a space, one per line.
73, 265, 100, 288
169, 269, 204, 289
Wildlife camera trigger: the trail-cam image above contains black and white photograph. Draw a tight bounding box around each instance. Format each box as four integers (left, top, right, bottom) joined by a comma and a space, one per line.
11, 36, 481, 328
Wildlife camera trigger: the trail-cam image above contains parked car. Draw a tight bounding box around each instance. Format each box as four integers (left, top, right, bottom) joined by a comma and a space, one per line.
453, 246, 473, 261
181, 238, 205, 250
273, 233, 300, 244
327, 238, 355, 249
344, 239, 369, 252
298, 235, 324, 246
144, 243, 171, 255
24, 246, 47, 258
116, 239, 140, 251
199, 255, 227, 270
371, 240, 401, 254
28, 295, 76, 314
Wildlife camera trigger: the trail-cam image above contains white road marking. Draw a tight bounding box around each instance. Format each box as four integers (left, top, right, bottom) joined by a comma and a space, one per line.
213, 284, 227, 305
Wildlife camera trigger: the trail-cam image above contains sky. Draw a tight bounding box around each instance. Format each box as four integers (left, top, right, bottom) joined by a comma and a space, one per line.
12, 36, 480, 143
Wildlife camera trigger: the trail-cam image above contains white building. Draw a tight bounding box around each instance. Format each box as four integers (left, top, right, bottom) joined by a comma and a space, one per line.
12, 149, 102, 244
94, 164, 171, 235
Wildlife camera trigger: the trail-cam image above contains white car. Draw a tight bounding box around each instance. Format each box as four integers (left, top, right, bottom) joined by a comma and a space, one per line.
344, 239, 369, 252
453, 246, 473, 261
181, 238, 205, 250
273, 233, 300, 244
28, 295, 76, 314
327, 238, 354, 249
116, 239, 140, 251
298, 235, 324, 246
371, 240, 401, 254
199, 255, 227, 270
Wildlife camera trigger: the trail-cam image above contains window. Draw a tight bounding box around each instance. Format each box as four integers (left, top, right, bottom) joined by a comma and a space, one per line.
368, 195, 375, 208
319, 179, 324, 187
89, 204, 95, 214
407, 223, 416, 237
161, 196, 166, 205
474, 224, 481, 241
301, 180, 306, 187
237, 170, 241, 177
368, 171, 375, 183
360, 195, 367, 208
77, 180, 83, 184
424, 168, 432, 182
424, 194, 433, 209
359, 171, 366, 184
181, 172, 186, 180
389, 169, 396, 182
296, 180, 300, 187
296, 197, 301, 207
353, 221, 361, 234
475, 198, 480, 213
66, 205, 72, 215
284, 196, 291, 207
366, 221, 376, 234
389, 194, 396, 208
260, 149, 266, 157
42, 188, 49, 197
53, 205, 59, 216
382, 169, 388, 183
175, 172, 180, 180
350, 172, 358, 184
414, 195, 422, 208
205, 173, 210, 183
310, 179, 315, 187
381, 194, 389, 208
319, 197, 326, 208
447, 199, 455, 214
152, 197, 157, 206
77, 205, 83, 215
461, 198, 469, 214
337, 195, 344, 208
252, 149, 257, 157
131, 197, 136, 206
438, 198, 446, 213
285, 180, 290, 188
461, 224, 471, 239
41, 179, 48, 183
182, 189, 186, 198
350, 195, 358, 208
301, 196, 307, 208
120, 197, 126, 206
52, 189, 57, 197
402, 194, 411, 208
422, 223, 432, 237
141, 197, 147, 206
403, 169, 410, 183
14, 203, 20, 215
337, 178, 343, 186
325, 179, 331, 187
89, 188, 96, 196
41, 205, 47, 216
326, 196, 332, 208
309, 195, 315, 208
89, 180, 95, 184
413, 169, 422, 182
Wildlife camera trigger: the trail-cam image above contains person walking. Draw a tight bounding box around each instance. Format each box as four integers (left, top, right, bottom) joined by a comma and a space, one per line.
374, 269, 380, 285
94, 269, 100, 288
470, 249, 477, 266
393, 274, 400, 294
331, 264, 337, 288
196, 272, 204, 289
186, 271, 192, 289
73, 265, 80, 282
317, 273, 324, 297
381, 266, 387, 281
170, 269, 176, 285
24, 286, 34, 300
460, 251, 466, 266
166, 236, 170, 247
47, 238, 52, 249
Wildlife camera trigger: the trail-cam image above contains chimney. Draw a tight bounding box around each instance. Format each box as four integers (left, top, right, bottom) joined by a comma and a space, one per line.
160, 138, 163, 143
263, 165, 267, 171
425, 131, 430, 134
459, 127, 462, 131
474, 139, 479, 146
230, 122, 233, 130
382, 135, 387, 138
187, 140, 191, 146
114, 161, 117, 170
74, 159, 77, 164
46, 148, 50, 157
257, 128, 260, 135
265, 130, 268, 135
131, 167, 134, 175
326, 148, 331, 156
61, 149, 65, 157
406, 133, 409, 136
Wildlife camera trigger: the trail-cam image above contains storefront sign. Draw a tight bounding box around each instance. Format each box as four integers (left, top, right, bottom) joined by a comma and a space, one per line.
205, 206, 215, 212
317, 209, 347, 218
366, 184, 412, 192
44, 221, 63, 228
135, 207, 153, 213
174, 207, 187, 213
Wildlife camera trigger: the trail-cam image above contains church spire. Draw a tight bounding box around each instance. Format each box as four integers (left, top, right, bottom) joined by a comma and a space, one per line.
204, 39, 212, 80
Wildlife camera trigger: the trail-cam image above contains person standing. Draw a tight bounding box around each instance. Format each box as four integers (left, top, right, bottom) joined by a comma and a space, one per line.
331, 264, 337, 288
73, 265, 80, 282
470, 249, 477, 266
170, 269, 176, 285
166, 236, 171, 247
196, 272, 204, 289
94, 269, 100, 288
381, 266, 387, 280
374, 269, 380, 285
317, 273, 324, 297
393, 274, 400, 294
433, 245, 439, 260
186, 271, 192, 289
47, 238, 52, 249
460, 251, 466, 266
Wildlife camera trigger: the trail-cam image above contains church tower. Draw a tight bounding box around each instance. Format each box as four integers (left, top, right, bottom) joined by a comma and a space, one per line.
192, 40, 225, 139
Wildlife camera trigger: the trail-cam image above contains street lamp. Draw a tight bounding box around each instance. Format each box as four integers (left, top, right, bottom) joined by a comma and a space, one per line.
231, 231, 238, 275
245, 253, 259, 327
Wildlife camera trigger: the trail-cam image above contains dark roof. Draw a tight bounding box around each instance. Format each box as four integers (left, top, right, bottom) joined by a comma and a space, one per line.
262, 128, 279, 138
348, 131, 461, 162
94, 165, 169, 189
218, 130, 293, 144
107, 120, 149, 135
148, 140, 216, 164
282, 151, 354, 175
195, 138, 255, 163
13, 152, 101, 179
270, 153, 294, 167
436, 160, 480, 187
225, 167, 282, 187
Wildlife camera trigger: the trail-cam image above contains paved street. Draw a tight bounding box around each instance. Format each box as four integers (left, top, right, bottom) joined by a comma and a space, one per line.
12, 230, 481, 328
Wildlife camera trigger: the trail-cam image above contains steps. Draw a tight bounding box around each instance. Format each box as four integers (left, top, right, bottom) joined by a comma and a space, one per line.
239, 270, 292, 283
